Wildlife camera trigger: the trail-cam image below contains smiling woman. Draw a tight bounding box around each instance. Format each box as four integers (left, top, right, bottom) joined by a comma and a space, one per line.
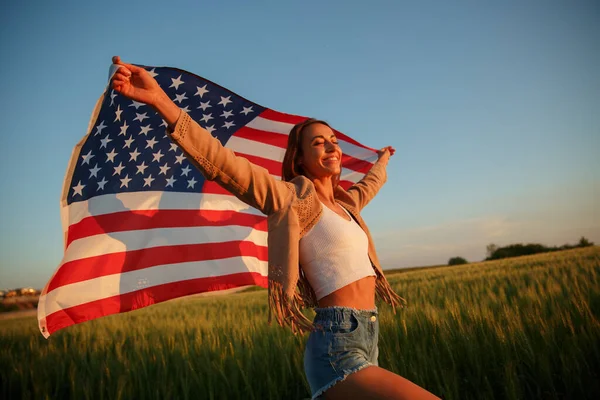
111, 56, 439, 400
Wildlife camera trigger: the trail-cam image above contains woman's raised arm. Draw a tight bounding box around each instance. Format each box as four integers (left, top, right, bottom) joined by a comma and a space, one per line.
111, 56, 293, 215
346, 146, 394, 210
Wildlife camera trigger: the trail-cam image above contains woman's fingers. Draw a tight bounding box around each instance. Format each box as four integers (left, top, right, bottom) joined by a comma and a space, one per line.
112, 56, 145, 75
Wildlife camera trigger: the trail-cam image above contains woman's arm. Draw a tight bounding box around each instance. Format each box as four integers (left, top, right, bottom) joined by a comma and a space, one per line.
111, 56, 293, 215
346, 147, 393, 210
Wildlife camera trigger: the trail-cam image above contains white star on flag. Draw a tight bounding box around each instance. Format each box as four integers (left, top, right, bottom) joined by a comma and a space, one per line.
198, 101, 211, 111
174, 92, 188, 103
129, 149, 141, 162
106, 149, 118, 163
114, 105, 122, 122
120, 174, 132, 188
170, 75, 184, 90
81, 150, 94, 165
152, 150, 164, 163
113, 162, 125, 176
195, 85, 209, 97
129, 100, 145, 110
218, 96, 232, 107
97, 177, 108, 191
95, 120, 107, 135
241, 106, 254, 115
143, 174, 155, 187
72, 181, 85, 196
89, 164, 101, 178
123, 136, 135, 148
136, 162, 148, 175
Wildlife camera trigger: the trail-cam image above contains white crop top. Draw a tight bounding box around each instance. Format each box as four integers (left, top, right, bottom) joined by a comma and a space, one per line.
299, 202, 376, 300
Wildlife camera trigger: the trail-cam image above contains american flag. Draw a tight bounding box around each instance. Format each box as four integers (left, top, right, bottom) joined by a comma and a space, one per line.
38, 64, 379, 337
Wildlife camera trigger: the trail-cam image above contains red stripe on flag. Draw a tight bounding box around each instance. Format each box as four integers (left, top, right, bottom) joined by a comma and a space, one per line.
259, 109, 308, 124
234, 126, 288, 148
44, 272, 267, 336
67, 210, 267, 247
341, 155, 373, 174
48, 241, 268, 293
202, 181, 235, 196
333, 129, 376, 152
339, 180, 354, 191
233, 152, 281, 176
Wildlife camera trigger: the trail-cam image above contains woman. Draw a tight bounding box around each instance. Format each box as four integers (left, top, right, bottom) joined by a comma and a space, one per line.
111, 56, 440, 400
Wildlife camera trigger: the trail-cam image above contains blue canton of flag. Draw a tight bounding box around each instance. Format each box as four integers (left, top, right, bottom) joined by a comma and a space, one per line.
69, 67, 266, 204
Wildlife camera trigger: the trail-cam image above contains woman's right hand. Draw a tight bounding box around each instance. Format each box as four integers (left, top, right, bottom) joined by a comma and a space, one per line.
111, 56, 163, 107
111, 56, 181, 126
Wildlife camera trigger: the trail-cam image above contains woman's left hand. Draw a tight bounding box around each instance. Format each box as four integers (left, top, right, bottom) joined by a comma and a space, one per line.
377, 146, 396, 159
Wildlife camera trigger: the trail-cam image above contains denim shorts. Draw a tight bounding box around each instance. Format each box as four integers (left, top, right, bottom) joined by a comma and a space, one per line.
304, 306, 379, 399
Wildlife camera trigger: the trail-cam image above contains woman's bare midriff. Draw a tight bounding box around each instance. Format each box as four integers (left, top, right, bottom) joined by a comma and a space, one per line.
317, 275, 377, 310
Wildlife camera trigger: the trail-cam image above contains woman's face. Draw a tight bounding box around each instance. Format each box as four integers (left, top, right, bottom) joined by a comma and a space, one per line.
298, 123, 342, 180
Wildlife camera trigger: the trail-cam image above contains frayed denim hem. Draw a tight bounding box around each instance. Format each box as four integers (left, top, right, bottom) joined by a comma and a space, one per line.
311, 362, 374, 400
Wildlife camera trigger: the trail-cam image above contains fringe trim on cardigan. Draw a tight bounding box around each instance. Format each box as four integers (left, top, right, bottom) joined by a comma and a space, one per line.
269, 270, 406, 335
268, 279, 314, 335
374, 268, 408, 311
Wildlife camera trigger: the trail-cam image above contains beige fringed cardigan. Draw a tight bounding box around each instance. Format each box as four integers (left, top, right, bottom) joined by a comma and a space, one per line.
169, 111, 406, 334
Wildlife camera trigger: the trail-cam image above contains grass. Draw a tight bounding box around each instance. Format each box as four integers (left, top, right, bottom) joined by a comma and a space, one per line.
1, 247, 599, 399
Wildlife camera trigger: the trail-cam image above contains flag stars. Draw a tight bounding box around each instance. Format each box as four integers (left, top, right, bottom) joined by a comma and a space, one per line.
221, 110, 233, 119
170, 75, 184, 90
120, 174, 132, 188
95, 120, 107, 135
180, 165, 191, 176
134, 112, 149, 122
97, 177, 108, 191
123, 136, 135, 148
110, 90, 117, 106
198, 100, 211, 111
129, 100, 144, 110
114, 105, 123, 122
89, 164, 101, 178
241, 106, 254, 115
106, 149, 118, 163
139, 125, 153, 135
181, 105, 190, 113
218, 96, 232, 107
146, 137, 158, 149
72, 181, 85, 196
129, 148, 141, 162
147, 68, 158, 78
205, 125, 216, 134
223, 121, 235, 129
160, 119, 169, 128
81, 150, 94, 165
166, 176, 176, 187
201, 113, 213, 123
113, 162, 125, 176
152, 150, 164, 163
175, 154, 186, 164
119, 121, 129, 136
159, 163, 171, 175
187, 177, 197, 189
169, 143, 179, 152
174, 92, 188, 103
100, 135, 112, 149
143, 174, 155, 187
136, 162, 148, 175
195, 84, 209, 98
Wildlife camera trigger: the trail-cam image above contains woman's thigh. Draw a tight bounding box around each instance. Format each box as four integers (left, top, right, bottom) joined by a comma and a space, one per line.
323, 365, 441, 400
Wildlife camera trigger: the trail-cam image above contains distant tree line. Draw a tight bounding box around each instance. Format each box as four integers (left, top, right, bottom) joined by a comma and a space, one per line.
447, 237, 594, 266
485, 237, 594, 261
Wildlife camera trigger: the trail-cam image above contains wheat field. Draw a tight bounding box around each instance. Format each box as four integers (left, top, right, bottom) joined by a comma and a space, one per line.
1, 247, 599, 399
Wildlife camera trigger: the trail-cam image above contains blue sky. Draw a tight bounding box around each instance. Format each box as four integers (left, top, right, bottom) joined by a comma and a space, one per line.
1, 0, 598, 289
